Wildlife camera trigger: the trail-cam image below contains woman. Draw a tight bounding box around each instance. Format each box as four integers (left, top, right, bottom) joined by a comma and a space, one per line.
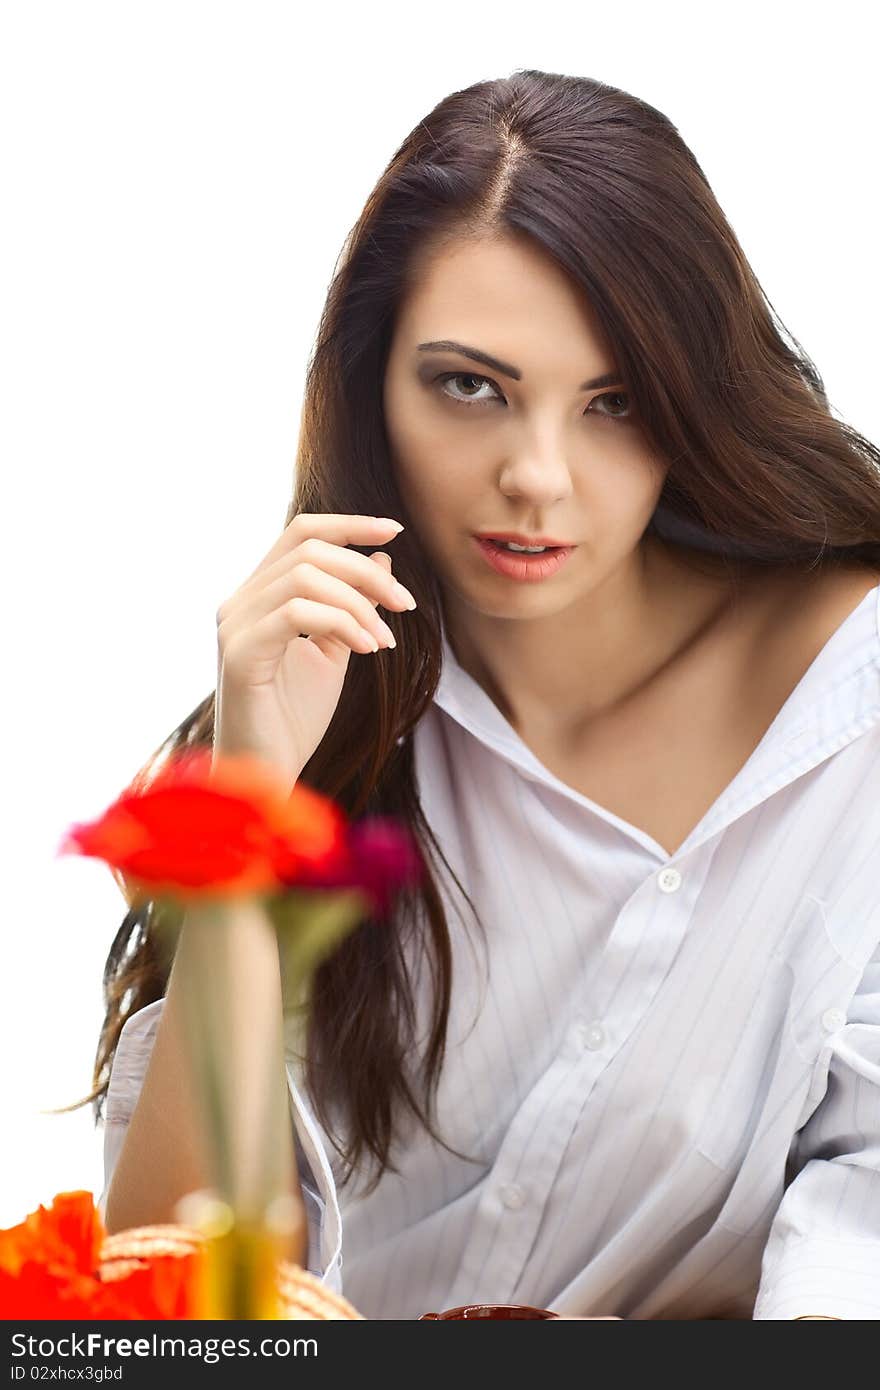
88, 70, 880, 1319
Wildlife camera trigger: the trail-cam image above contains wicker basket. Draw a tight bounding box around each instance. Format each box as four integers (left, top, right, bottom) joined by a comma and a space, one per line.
99, 1224, 364, 1320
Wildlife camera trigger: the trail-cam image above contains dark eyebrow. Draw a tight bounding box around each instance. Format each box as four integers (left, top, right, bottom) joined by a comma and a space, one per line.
416, 340, 622, 392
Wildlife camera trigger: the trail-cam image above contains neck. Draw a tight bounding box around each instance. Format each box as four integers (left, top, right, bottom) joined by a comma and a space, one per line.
443, 535, 742, 744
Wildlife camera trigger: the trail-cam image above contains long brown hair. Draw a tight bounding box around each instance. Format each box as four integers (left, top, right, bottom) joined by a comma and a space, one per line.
79, 69, 880, 1194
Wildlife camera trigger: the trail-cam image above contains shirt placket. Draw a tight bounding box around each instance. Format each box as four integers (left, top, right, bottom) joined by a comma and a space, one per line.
440, 849, 716, 1309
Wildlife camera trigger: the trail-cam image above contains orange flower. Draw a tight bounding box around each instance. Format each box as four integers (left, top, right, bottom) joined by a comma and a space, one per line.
96, 1253, 201, 1319
57, 750, 348, 903
0, 1257, 201, 1320
0, 1192, 202, 1319
0, 1190, 103, 1279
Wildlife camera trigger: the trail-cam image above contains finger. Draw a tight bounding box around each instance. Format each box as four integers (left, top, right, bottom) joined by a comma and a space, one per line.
230, 535, 416, 619
242, 514, 405, 587
222, 561, 401, 651
368, 549, 394, 592
223, 596, 384, 673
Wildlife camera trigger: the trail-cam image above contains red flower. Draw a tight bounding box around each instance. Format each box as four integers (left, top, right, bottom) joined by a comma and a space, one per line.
59, 749, 423, 920
281, 815, 424, 915
0, 1191, 103, 1279
57, 750, 348, 902
96, 1254, 201, 1319
0, 1192, 201, 1319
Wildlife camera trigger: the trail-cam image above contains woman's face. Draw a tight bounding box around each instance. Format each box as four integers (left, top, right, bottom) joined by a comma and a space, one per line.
382, 231, 670, 622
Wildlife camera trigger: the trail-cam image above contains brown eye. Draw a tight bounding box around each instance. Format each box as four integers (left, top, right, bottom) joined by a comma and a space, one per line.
436, 372, 501, 406
588, 390, 634, 422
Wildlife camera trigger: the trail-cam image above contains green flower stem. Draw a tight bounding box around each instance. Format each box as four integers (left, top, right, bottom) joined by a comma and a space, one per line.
152, 885, 370, 1318
174, 895, 296, 1220
154, 894, 303, 1317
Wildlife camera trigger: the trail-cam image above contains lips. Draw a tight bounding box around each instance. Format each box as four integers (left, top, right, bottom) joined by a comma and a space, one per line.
473, 536, 575, 581
475, 532, 571, 548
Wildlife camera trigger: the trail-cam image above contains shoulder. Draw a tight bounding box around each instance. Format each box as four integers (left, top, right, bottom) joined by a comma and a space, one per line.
756, 561, 880, 655
806, 561, 880, 607
721, 562, 880, 731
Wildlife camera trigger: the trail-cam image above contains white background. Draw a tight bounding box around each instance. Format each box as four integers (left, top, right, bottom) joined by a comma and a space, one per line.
1, 0, 877, 1227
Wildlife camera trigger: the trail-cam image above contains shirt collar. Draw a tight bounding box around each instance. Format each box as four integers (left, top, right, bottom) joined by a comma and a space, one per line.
432, 583, 880, 863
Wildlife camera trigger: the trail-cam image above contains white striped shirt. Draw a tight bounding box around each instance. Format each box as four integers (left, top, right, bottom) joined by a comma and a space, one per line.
102, 581, 880, 1319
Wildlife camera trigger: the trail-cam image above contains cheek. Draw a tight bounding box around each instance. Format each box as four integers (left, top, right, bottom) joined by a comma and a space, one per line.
591, 449, 667, 514
396, 465, 472, 542
576, 459, 667, 546
384, 387, 450, 489
395, 438, 476, 509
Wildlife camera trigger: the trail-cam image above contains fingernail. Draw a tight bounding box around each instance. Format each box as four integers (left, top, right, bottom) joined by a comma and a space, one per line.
376, 518, 404, 532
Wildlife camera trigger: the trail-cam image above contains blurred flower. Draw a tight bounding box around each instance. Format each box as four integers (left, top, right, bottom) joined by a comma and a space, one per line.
56, 749, 347, 903
277, 814, 424, 916
48, 749, 424, 1318
0, 1192, 199, 1319
0, 1190, 102, 1281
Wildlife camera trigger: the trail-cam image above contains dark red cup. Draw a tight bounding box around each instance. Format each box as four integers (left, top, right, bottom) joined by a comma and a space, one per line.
420, 1303, 559, 1319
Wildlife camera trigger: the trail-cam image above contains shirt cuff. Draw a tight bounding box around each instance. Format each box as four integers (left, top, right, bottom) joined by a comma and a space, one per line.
753, 1237, 880, 1319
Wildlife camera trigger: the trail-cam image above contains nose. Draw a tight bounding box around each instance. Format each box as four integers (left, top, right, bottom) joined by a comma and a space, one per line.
498, 448, 575, 505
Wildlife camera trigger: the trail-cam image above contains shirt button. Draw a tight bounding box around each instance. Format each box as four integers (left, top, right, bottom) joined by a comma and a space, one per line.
821, 1007, 846, 1032
500, 1184, 525, 1210
576, 1021, 606, 1051
658, 867, 682, 893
